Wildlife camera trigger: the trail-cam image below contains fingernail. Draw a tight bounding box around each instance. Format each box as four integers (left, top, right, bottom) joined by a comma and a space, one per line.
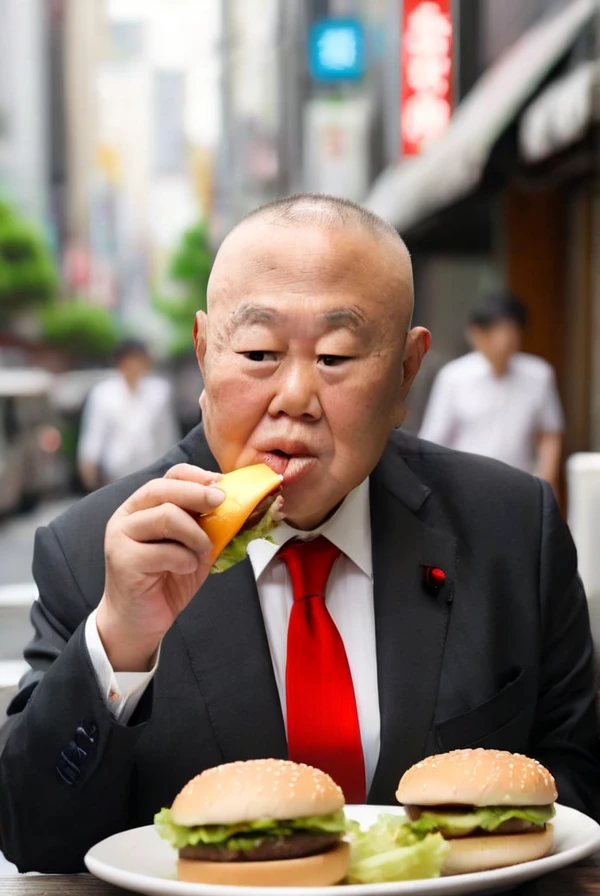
206, 472, 223, 483
205, 487, 225, 508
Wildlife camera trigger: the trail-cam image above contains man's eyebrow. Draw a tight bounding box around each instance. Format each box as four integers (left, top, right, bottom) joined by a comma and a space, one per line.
320, 307, 367, 331
227, 303, 368, 333
229, 304, 281, 330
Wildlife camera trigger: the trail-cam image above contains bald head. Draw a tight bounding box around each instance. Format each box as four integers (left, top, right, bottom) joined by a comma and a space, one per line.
208, 193, 414, 324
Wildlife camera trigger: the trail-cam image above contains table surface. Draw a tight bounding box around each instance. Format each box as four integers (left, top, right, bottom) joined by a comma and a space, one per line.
1, 852, 599, 896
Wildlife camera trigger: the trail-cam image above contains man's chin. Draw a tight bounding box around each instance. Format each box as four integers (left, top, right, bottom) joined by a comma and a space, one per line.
280, 488, 343, 532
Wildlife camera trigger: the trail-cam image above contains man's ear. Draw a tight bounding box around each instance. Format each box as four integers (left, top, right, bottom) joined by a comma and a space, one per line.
194, 310, 208, 374
401, 326, 431, 398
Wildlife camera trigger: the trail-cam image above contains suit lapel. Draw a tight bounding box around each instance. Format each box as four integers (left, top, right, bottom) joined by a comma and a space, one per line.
176, 558, 288, 763
174, 424, 287, 763
368, 443, 456, 804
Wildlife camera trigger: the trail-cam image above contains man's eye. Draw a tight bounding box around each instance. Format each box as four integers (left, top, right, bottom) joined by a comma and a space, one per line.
319, 355, 350, 367
241, 351, 278, 362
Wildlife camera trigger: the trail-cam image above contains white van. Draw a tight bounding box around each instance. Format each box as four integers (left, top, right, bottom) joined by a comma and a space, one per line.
0, 369, 63, 515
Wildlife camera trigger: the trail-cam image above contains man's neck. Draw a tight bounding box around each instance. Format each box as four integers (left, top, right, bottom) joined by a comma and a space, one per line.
481, 354, 512, 378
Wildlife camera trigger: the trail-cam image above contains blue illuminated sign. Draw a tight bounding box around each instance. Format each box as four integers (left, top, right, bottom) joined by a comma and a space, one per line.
308, 18, 365, 82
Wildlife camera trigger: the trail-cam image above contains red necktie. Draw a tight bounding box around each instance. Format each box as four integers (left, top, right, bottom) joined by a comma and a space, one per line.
279, 536, 366, 803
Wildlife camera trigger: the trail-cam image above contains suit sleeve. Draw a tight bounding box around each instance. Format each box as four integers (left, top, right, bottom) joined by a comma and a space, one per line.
531, 481, 600, 819
0, 523, 152, 873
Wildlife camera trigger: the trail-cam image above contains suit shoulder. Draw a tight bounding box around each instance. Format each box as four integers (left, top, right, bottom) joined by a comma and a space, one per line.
390, 430, 542, 503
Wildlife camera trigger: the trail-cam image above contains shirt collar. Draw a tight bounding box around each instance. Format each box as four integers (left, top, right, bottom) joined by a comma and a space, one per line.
246, 477, 372, 581
475, 351, 516, 379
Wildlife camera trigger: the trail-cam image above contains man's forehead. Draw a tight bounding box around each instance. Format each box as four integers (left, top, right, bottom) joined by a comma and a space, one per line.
209, 218, 411, 299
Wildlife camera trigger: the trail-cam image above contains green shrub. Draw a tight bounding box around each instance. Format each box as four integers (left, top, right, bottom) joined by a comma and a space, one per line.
41, 299, 120, 359
154, 220, 213, 355
0, 200, 57, 313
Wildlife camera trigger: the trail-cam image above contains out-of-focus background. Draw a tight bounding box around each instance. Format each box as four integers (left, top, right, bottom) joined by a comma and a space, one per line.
0, 0, 599, 719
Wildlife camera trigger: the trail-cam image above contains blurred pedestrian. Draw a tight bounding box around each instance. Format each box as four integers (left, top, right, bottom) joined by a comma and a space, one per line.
420, 291, 564, 493
77, 338, 180, 490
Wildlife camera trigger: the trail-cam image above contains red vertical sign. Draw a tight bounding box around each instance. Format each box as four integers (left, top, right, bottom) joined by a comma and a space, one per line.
401, 0, 453, 156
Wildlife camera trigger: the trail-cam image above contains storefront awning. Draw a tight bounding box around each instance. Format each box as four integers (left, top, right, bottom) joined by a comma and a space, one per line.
520, 60, 600, 162
365, 0, 597, 232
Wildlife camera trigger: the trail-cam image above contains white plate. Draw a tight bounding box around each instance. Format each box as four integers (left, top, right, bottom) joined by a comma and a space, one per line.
85, 803, 600, 896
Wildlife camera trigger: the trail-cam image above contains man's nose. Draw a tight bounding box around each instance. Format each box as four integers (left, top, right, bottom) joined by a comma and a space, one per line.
268, 361, 322, 420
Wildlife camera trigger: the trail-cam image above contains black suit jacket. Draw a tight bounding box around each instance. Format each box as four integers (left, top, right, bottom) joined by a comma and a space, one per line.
0, 426, 598, 872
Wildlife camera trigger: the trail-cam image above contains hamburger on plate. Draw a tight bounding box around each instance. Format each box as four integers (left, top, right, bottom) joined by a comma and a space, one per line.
197, 463, 284, 573
155, 758, 350, 886
396, 748, 557, 874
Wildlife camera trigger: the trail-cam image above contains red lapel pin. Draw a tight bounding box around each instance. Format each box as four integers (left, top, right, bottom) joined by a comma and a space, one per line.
422, 565, 446, 595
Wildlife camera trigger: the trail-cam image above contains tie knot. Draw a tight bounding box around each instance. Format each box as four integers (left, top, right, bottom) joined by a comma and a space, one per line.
279, 536, 341, 602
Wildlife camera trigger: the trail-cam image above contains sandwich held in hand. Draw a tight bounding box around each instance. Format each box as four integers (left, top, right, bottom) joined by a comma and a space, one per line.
396, 748, 557, 875
155, 758, 351, 886
197, 463, 284, 573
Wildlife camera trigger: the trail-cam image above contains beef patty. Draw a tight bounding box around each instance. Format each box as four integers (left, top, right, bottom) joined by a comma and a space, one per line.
179, 831, 340, 862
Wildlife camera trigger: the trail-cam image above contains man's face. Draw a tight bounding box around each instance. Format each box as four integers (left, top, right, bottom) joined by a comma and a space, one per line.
119, 351, 151, 382
196, 221, 428, 529
469, 319, 521, 368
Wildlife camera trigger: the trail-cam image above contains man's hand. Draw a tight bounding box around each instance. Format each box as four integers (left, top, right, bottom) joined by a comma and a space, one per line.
96, 464, 225, 671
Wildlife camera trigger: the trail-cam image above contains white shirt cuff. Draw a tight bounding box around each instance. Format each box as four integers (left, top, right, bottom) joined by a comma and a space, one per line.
85, 608, 160, 723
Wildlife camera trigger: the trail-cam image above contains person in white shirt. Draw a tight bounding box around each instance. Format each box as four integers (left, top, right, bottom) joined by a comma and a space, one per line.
420, 293, 564, 493
77, 338, 180, 490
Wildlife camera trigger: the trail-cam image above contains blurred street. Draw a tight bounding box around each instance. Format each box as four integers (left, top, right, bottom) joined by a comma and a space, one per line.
0, 497, 76, 587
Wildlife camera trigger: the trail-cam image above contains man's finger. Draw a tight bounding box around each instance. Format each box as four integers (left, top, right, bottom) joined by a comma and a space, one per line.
119, 478, 225, 516
120, 503, 213, 555
163, 463, 223, 484
127, 541, 204, 575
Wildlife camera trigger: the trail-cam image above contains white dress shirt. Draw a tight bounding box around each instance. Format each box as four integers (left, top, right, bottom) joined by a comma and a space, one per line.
85, 478, 381, 790
419, 352, 564, 473
77, 373, 180, 483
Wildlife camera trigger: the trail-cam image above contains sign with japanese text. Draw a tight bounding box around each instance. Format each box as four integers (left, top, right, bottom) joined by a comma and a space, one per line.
401, 0, 453, 156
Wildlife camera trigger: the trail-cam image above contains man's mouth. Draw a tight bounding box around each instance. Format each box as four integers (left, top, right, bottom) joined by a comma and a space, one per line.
257, 449, 318, 485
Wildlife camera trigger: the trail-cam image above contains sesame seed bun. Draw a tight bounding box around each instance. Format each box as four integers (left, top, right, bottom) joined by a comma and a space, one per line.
442, 825, 554, 875
177, 842, 350, 887
198, 464, 282, 563
171, 759, 345, 827
396, 749, 558, 808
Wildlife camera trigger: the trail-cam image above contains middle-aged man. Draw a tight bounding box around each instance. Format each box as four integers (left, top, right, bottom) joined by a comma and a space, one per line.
0, 195, 598, 873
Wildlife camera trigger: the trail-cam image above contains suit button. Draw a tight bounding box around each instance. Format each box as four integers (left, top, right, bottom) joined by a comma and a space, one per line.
83, 721, 98, 740
63, 740, 88, 767
56, 756, 79, 786
75, 724, 97, 749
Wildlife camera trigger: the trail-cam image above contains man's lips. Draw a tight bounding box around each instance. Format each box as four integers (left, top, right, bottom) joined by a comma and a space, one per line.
257, 450, 318, 485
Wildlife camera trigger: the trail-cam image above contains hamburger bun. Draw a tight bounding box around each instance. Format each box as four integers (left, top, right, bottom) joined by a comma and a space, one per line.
177, 841, 350, 887
396, 749, 558, 807
170, 760, 348, 887
198, 464, 282, 563
442, 824, 554, 875
171, 758, 345, 826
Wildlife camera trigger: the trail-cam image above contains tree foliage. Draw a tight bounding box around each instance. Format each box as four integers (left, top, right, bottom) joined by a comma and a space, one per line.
0, 200, 57, 315
41, 299, 120, 360
154, 220, 213, 356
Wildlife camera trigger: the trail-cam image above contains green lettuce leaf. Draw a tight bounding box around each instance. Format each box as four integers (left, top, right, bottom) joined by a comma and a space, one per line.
347, 813, 450, 883
154, 807, 348, 850
408, 804, 555, 838
210, 503, 278, 574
